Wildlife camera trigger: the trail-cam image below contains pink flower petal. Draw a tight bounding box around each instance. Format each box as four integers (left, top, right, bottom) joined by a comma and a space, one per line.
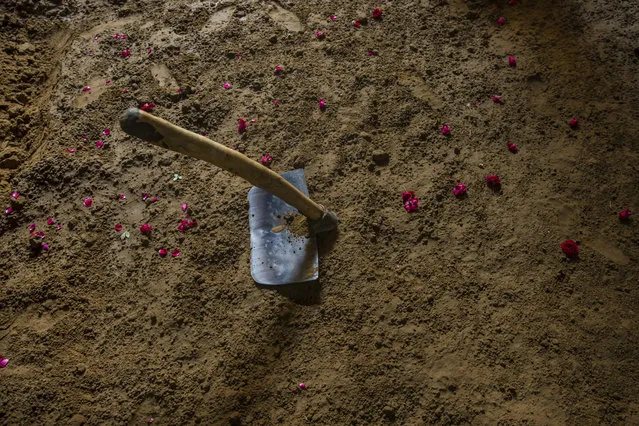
171, 249, 181, 258
84, 198, 93, 208
486, 174, 501, 186
140, 223, 152, 234
11, 192, 19, 199
402, 191, 415, 202
103, 129, 111, 136
29, 224, 36, 232
122, 89, 129, 94
492, 95, 504, 104
151, 196, 158, 203
508, 56, 516, 67
95, 141, 104, 149
82, 86, 91, 92
181, 203, 188, 211
315, 30, 325, 39
329, 15, 337, 21
93, 35, 100, 41
114, 223, 123, 231
5, 207, 13, 215
177, 89, 183, 94
121, 49, 131, 58
56, 224, 62, 230
238, 118, 247, 133
318, 99, 326, 111
119, 194, 126, 200
223, 82, 231, 89
47, 217, 55, 225
105, 80, 111, 85
42, 244, 50, 251
619, 210, 632, 221
299, 383, 307, 390
372, 8, 383, 19
142, 193, 149, 201
274, 65, 283, 74
569, 118, 579, 129
261, 154, 273, 167
140, 103, 155, 112
146, 47, 152, 53
453, 183, 467, 197
497, 17, 506, 26
507, 142, 518, 153
441, 124, 451, 135
65, 148, 76, 153
273, 100, 279, 106
82, 136, 88, 141
353, 20, 361, 27
0, 357, 8, 368
158, 248, 167, 257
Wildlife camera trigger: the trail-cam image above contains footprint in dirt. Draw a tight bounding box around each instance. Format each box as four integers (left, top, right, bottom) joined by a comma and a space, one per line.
265, 1, 303, 33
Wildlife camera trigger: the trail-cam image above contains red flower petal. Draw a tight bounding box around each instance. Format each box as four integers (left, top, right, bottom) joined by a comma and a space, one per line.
453, 184, 467, 196
402, 191, 415, 202
486, 175, 501, 186
95, 141, 104, 149
372, 8, 383, 19
28, 223, 36, 232
84, 198, 93, 208
115, 223, 123, 231
47, 217, 55, 225
619, 210, 632, 221
261, 154, 273, 167
121, 49, 131, 57
181, 203, 188, 211
237, 118, 247, 133
315, 30, 325, 39
508, 56, 516, 67
497, 17, 506, 26
561, 240, 579, 257
318, 99, 326, 111
11, 192, 19, 199
569, 118, 579, 129
441, 124, 451, 135
507, 142, 518, 153
103, 129, 111, 136
140, 223, 152, 234
171, 249, 181, 258
158, 248, 167, 257
0, 356, 8, 368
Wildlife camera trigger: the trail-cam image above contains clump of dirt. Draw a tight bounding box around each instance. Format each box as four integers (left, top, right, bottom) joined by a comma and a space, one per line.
1, 0, 638, 424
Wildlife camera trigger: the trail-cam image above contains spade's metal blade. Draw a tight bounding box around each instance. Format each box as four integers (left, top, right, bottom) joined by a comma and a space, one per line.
248, 169, 319, 285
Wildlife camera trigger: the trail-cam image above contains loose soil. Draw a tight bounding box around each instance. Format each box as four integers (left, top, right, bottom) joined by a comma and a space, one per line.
1, 0, 638, 424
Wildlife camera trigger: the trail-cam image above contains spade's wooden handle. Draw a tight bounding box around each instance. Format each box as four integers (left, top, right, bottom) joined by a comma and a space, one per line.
120, 108, 325, 221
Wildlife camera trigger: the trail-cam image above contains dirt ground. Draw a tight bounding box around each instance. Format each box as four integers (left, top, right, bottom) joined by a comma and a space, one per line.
1, 0, 638, 424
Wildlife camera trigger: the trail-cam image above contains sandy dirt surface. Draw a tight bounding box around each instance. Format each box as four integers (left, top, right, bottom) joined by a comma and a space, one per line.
1, 0, 638, 424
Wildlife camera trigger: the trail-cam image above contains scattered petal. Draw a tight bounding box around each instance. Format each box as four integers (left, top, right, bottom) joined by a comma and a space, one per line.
56, 224, 62, 230
82, 86, 91, 92
140, 223, 152, 234
177, 89, 183, 94
299, 383, 307, 390
441, 124, 451, 135
0, 356, 8, 368
261, 154, 273, 167
492, 95, 505, 104
486, 174, 501, 187
372, 8, 383, 19
95, 140, 104, 149
103, 129, 111, 136
65, 148, 76, 153
93, 35, 100, 41
47, 217, 55, 225
497, 17, 506, 26
11, 192, 19, 199
507, 142, 518, 153
140, 103, 155, 112
29, 224, 36, 232
273, 100, 279, 106
84, 198, 93, 208
151, 196, 159, 203
223, 82, 231, 89
171, 249, 181, 258
121, 49, 131, 58
238, 118, 247, 133
315, 30, 325, 39
318, 99, 326, 111
329, 15, 337, 21
181, 203, 188, 212
146, 47, 152, 53
402, 191, 419, 213
619, 210, 632, 221
122, 89, 130, 94
142, 193, 150, 201
561, 240, 579, 258
158, 248, 167, 257
353, 20, 361, 27
274, 65, 283, 74
508, 56, 516, 67
121, 34, 127, 39
250, 119, 257, 123
402, 191, 415, 203
453, 184, 467, 197
366, 51, 373, 56
569, 118, 579, 129
115, 223, 123, 231
120, 230, 130, 240
119, 194, 126, 200
82, 136, 88, 141
147, 418, 154, 424
105, 80, 111, 85
5, 207, 13, 215
42, 243, 50, 251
